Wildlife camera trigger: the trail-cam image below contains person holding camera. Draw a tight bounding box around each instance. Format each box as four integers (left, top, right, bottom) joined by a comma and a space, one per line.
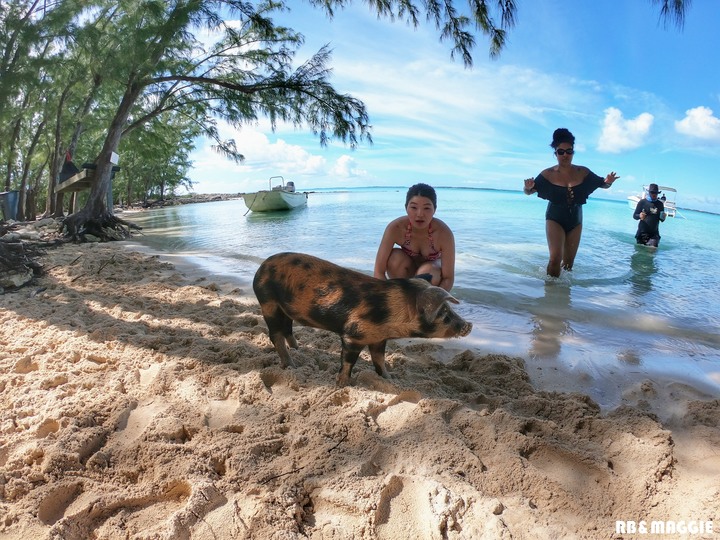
633, 183, 666, 247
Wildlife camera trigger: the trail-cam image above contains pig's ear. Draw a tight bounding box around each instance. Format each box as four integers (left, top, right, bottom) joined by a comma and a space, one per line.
418, 287, 458, 320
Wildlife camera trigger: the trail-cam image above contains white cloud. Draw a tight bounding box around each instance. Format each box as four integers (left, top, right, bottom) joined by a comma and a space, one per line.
330, 155, 366, 178
675, 106, 720, 141
597, 107, 654, 153
188, 121, 368, 192
210, 123, 327, 173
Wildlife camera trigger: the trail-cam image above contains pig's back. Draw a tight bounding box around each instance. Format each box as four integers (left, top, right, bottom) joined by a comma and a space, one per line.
253, 252, 419, 338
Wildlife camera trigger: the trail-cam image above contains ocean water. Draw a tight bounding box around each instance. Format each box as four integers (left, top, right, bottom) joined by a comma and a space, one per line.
124, 187, 720, 408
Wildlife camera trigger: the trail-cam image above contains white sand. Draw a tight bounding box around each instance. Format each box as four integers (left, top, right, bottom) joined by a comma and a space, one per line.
1, 242, 718, 539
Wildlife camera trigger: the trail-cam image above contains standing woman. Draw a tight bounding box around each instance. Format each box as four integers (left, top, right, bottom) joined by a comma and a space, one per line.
524, 128, 619, 277
374, 183, 455, 292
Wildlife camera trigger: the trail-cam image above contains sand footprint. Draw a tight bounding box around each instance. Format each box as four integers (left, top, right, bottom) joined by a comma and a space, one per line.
37, 482, 84, 526
525, 444, 611, 497
205, 398, 243, 433
109, 400, 168, 449
259, 369, 300, 396
138, 363, 162, 387
374, 475, 438, 539
48, 480, 222, 538
370, 391, 422, 432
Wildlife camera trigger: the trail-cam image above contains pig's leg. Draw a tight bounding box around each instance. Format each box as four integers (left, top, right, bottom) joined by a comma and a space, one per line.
261, 305, 296, 368
282, 315, 299, 349
368, 341, 390, 379
336, 339, 363, 387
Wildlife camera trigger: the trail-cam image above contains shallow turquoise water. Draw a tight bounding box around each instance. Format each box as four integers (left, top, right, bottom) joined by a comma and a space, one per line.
124, 187, 720, 407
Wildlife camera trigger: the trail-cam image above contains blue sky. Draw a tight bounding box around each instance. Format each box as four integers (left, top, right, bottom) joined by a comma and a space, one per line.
188, 1, 720, 213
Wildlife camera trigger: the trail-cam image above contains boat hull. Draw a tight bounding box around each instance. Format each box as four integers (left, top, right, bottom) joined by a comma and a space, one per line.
243, 190, 308, 212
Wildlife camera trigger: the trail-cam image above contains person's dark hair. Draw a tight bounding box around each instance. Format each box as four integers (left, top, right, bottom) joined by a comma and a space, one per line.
550, 128, 575, 149
405, 183, 437, 209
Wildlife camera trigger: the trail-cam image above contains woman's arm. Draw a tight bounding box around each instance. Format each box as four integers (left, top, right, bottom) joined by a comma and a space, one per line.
374, 221, 399, 280
601, 171, 619, 188
437, 223, 455, 292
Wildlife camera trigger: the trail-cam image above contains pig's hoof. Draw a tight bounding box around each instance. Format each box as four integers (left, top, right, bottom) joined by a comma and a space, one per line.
280, 358, 296, 369
336, 374, 352, 387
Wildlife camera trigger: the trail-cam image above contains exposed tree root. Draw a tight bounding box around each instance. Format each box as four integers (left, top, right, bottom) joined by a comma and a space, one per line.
62, 209, 142, 242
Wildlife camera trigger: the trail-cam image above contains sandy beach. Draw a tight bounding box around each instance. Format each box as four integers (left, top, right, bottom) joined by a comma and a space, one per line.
1, 241, 719, 539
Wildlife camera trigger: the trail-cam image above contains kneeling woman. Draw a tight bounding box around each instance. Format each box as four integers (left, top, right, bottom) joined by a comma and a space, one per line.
374, 183, 455, 292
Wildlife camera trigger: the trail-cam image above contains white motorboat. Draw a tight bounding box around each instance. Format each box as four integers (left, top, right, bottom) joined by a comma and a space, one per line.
243, 176, 308, 212
627, 185, 679, 218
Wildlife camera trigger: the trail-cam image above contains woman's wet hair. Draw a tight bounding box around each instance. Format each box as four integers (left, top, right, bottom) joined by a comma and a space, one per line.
405, 183, 437, 208
551, 128, 575, 149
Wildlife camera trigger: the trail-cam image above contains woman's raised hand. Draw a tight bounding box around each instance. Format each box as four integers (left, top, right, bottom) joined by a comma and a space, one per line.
605, 172, 619, 185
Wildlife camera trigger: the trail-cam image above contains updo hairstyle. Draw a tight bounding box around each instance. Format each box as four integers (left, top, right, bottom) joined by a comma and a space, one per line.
550, 128, 575, 149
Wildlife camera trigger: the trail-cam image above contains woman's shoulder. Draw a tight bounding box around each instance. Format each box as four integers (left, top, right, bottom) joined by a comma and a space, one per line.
386, 216, 410, 234
387, 215, 409, 226
575, 165, 602, 179
539, 168, 553, 179
430, 218, 454, 236
577, 166, 604, 184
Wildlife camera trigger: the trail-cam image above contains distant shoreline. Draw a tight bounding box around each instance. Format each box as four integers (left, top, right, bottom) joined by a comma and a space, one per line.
162, 186, 717, 216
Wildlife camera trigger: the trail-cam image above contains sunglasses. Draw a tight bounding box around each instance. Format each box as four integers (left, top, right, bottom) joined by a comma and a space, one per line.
555, 148, 574, 156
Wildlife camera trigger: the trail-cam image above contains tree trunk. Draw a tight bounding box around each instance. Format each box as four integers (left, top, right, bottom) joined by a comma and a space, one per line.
16, 119, 46, 222
5, 116, 23, 192
62, 83, 144, 241
46, 86, 72, 218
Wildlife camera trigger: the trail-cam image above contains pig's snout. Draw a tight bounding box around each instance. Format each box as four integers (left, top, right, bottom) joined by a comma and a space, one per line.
448, 319, 472, 338
457, 320, 472, 337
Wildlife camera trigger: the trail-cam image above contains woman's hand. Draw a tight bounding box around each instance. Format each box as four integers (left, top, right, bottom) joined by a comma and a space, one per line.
523, 178, 535, 194
605, 171, 619, 185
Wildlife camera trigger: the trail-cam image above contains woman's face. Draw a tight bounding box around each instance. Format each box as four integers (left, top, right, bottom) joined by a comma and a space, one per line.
554, 143, 574, 164
406, 195, 436, 229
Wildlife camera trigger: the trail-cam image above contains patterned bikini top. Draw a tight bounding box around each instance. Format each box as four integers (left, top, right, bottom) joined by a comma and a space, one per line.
400, 221, 442, 261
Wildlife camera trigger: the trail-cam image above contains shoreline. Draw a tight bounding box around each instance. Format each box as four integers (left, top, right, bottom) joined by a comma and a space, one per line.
4, 209, 718, 414
121, 234, 720, 420
117, 196, 720, 420
1, 241, 719, 538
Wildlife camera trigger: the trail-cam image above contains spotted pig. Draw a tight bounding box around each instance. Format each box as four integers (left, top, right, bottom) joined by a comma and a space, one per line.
253, 252, 472, 386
